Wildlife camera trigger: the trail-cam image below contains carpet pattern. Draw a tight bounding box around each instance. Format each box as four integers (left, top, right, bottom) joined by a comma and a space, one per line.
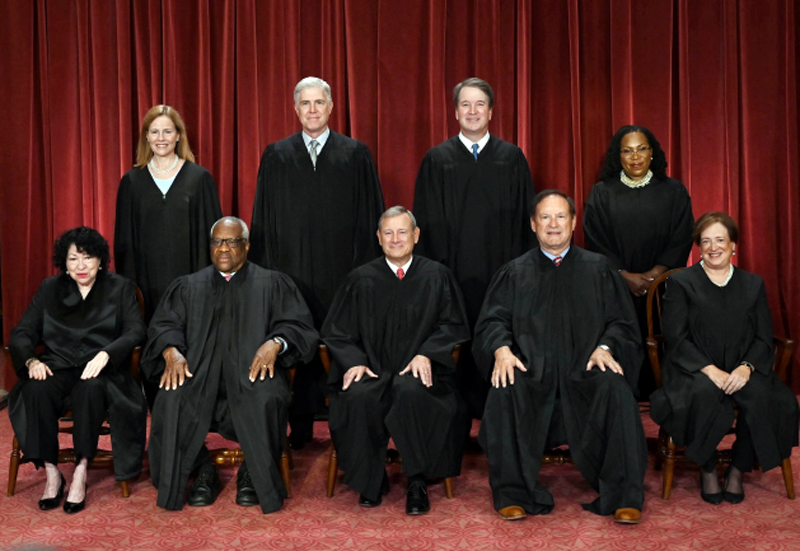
2, 411, 800, 550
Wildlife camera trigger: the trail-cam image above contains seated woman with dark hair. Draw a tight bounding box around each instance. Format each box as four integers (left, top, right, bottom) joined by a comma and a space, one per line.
650, 212, 798, 505
8, 227, 146, 514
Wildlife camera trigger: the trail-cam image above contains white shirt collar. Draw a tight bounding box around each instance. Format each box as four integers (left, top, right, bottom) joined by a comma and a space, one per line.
219, 271, 237, 279
540, 246, 570, 262
458, 131, 490, 155
302, 128, 330, 150
385, 256, 413, 278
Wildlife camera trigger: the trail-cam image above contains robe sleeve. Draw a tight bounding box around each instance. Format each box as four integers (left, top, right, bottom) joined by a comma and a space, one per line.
412, 152, 449, 264
113, 172, 138, 281
472, 262, 519, 380
140, 277, 190, 383
102, 277, 146, 372
415, 269, 471, 374
351, 146, 385, 267
511, 149, 536, 256
8, 280, 49, 376
320, 274, 371, 383
662, 277, 714, 374
249, 146, 276, 269
654, 182, 694, 269
597, 266, 643, 390
189, 168, 223, 272
740, 278, 775, 375
583, 184, 625, 271
265, 273, 319, 368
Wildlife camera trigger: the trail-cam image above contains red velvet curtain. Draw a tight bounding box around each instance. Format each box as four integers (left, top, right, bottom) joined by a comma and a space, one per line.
1, 0, 799, 390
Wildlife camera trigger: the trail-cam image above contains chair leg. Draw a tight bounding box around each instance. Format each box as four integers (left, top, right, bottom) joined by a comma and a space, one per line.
280, 450, 292, 499
120, 480, 130, 498
8, 435, 21, 497
781, 457, 795, 500
444, 477, 454, 499
326, 447, 338, 498
662, 435, 676, 500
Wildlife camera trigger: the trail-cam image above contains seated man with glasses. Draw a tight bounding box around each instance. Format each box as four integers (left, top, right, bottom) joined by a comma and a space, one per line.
142, 216, 318, 513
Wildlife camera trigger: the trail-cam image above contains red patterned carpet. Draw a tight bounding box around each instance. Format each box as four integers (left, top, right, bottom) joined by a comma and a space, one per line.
2, 410, 800, 551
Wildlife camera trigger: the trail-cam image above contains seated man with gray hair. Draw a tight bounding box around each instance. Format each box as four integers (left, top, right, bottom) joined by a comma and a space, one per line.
142, 216, 318, 513
322, 206, 470, 515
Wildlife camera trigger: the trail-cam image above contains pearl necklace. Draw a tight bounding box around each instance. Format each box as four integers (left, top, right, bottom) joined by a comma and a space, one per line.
620, 169, 653, 188
149, 155, 180, 174
700, 260, 734, 287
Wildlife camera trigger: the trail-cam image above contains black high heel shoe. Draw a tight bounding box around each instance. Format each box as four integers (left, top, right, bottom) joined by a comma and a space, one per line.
700, 471, 723, 505
39, 473, 66, 511
63, 483, 87, 514
723, 466, 745, 504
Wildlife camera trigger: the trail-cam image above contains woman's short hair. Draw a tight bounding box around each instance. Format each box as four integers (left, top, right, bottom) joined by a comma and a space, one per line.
53, 227, 110, 273
692, 212, 739, 245
453, 78, 495, 109
598, 125, 668, 181
135, 105, 196, 167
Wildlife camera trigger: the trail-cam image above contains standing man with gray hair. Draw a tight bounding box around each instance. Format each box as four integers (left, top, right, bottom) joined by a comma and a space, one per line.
413, 77, 535, 421
250, 77, 385, 449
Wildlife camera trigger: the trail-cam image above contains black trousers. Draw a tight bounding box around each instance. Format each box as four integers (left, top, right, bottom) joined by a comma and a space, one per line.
17, 366, 107, 468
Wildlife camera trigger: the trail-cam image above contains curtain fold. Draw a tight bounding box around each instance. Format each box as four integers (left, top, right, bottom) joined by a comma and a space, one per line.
1, 0, 799, 390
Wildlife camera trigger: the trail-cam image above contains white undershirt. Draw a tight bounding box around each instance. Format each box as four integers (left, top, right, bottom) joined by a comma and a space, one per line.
386, 256, 413, 278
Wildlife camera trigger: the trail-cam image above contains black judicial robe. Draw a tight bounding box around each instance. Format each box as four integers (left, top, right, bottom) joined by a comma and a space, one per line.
114, 162, 222, 322
413, 136, 534, 417
474, 247, 647, 515
583, 176, 693, 274
584, 175, 693, 397
650, 265, 798, 470
141, 262, 318, 513
8, 271, 147, 480
322, 256, 471, 501
250, 131, 384, 325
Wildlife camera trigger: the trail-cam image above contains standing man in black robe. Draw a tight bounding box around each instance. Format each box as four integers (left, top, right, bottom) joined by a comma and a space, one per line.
413, 77, 535, 420
141, 217, 318, 514
323, 206, 470, 515
475, 190, 647, 524
250, 76, 385, 448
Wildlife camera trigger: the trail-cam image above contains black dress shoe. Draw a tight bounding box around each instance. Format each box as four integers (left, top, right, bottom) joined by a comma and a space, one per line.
289, 430, 313, 450
187, 466, 220, 507
359, 471, 390, 507
406, 480, 430, 515
700, 472, 723, 505
39, 474, 66, 511
723, 466, 745, 504
236, 463, 259, 507
63, 485, 86, 515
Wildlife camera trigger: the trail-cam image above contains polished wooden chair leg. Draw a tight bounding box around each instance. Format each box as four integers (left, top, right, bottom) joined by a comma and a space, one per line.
781, 457, 795, 500
444, 477, 454, 499
326, 447, 338, 498
120, 480, 130, 498
280, 450, 292, 499
662, 434, 676, 500
8, 435, 21, 497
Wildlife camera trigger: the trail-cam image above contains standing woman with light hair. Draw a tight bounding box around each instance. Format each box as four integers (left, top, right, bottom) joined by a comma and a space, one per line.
115, 105, 222, 323
115, 105, 222, 407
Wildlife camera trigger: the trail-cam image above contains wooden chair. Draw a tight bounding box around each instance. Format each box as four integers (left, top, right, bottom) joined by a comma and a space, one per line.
646, 268, 796, 500
207, 367, 295, 498
7, 286, 146, 498
320, 344, 456, 499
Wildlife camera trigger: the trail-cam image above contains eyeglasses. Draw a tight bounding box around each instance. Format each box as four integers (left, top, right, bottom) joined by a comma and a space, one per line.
209, 238, 247, 248
620, 146, 652, 157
